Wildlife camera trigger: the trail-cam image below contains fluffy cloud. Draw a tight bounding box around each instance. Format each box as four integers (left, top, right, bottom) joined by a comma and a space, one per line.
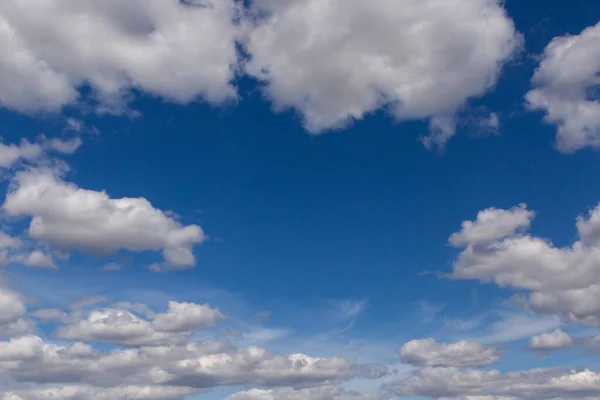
56, 300, 224, 347
448, 204, 534, 247
3, 169, 205, 268
399, 338, 499, 368
526, 22, 600, 153
245, 0, 521, 146
529, 329, 573, 351
449, 203, 600, 326
389, 366, 600, 399
0, 0, 241, 113
226, 387, 380, 400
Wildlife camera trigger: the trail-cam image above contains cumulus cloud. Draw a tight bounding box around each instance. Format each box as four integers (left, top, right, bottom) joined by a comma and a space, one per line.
2, 169, 205, 268
448, 204, 534, 247
448, 203, 600, 326
529, 329, 573, 351
245, 0, 521, 146
56, 300, 224, 347
0, 0, 242, 113
526, 22, 600, 153
399, 338, 499, 368
389, 366, 600, 399
226, 387, 381, 400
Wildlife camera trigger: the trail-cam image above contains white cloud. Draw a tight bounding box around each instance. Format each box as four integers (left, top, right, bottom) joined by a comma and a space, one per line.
335, 299, 368, 320
448, 204, 534, 247
56, 308, 187, 347
151, 301, 225, 333
2, 169, 205, 268
479, 112, 500, 132
42, 137, 82, 155
0, 0, 241, 113
389, 366, 600, 399
0, 285, 34, 338
10, 250, 55, 269
226, 387, 381, 400
30, 308, 69, 323
476, 311, 562, 345
0, 135, 82, 170
399, 338, 499, 368
0, 140, 42, 169
526, 22, 600, 153
0, 287, 26, 326
448, 203, 600, 326
245, 0, 521, 146
529, 329, 573, 351
2, 385, 199, 400
56, 300, 224, 347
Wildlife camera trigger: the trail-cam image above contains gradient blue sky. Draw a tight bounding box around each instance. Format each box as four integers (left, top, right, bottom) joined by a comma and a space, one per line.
0, 1, 600, 399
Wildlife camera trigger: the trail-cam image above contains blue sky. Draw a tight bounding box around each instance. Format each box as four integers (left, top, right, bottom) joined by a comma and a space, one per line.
0, 1, 600, 399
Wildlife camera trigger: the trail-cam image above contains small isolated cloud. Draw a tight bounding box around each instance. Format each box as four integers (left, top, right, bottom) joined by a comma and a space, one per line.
529, 328, 573, 351
336, 299, 368, 320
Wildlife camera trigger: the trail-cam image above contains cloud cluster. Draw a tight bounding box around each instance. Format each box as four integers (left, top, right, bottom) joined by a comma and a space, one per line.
449, 203, 600, 326
3, 168, 205, 268
0, 0, 521, 146
526, 22, 600, 152
0, 285, 382, 400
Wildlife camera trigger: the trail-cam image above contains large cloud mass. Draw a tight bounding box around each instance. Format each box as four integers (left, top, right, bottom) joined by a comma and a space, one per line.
245, 0, 521, 146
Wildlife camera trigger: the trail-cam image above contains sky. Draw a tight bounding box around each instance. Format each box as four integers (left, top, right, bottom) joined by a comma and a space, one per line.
0, 0, 599, 399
